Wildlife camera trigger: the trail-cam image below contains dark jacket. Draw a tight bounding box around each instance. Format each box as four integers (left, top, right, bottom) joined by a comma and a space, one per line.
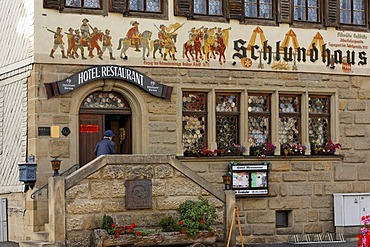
94, 138, 116, 157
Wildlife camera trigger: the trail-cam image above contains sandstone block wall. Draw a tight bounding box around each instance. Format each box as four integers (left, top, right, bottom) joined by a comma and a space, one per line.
28, 64, 370, 245
65, 161, 225, 247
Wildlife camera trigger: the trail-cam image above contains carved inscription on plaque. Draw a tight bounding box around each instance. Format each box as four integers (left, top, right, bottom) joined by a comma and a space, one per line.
125, 179, 152, 209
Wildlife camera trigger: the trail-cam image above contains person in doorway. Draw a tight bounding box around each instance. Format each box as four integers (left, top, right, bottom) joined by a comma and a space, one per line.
94, 130, 116, 157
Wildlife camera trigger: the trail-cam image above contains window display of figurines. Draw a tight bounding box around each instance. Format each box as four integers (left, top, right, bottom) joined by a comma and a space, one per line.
216, 115, 238, 149
182, 92, 206, 112
216, 94, 239, 112
279, 96, 300, 113
248, 116, 269, 146
278, 117, 300, 144
182, 115, 206, 152
308, 117, 329, 146
248, 95, 269, 112
81, 92, 128, 109
309, 96, 329, 114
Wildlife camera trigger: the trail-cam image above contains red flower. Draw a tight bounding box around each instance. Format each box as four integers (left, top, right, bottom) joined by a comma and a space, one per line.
199, 219, 205, 223
119, 225, 123, 229
111, 223, 116, 228
137, 231, 141, 236
181, 230, 186, 234
115, 229, 120, 237
125, 225, 131, 229
131, 223, 137, 228
179, 221, 183, 226
129, 229, 133, 233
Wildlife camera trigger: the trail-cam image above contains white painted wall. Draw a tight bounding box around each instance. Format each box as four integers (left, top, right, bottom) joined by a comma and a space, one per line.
0, 0, 33, 193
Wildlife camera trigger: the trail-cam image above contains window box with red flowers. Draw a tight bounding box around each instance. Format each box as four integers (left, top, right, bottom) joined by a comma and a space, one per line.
250, 142, 276, 157
281, 143, 306, 156
311, 140, 341, 155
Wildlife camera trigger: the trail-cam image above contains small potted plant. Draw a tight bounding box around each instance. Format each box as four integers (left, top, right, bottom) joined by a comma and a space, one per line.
357, 215, 370, 247
223, 143, 246, 156
250, 142, 276, 157
281, 143, 306, 156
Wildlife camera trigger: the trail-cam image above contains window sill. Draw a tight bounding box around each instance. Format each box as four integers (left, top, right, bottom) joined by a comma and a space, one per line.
176, 155, 342, 161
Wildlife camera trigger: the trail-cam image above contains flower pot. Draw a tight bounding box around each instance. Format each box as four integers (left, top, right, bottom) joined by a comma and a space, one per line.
94, 229, 217, 247
311, 148, 335, 155
250, 147, 274, 156
183, 151, 199, 157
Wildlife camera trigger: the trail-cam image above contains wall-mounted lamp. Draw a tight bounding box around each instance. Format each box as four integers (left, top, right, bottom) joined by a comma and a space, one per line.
51, 156, 61, 176
222, 173, 232, 190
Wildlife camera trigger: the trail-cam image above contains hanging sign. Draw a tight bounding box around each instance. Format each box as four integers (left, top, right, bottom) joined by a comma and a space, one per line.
44, 65, 173, 100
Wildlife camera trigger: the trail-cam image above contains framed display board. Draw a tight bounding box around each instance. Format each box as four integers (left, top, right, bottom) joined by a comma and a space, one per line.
231, 162, 269, 196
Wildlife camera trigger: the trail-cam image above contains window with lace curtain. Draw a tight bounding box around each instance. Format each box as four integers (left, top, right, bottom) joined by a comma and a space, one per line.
194, 0, 223, 15
245, 0, 273, 19
130, 0, 161, 12
340, 0, 365, 25
65, 0, 101, 9
293, 0, 319, 22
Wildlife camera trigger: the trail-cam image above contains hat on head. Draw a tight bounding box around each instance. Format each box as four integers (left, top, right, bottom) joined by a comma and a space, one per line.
104, 130, 114, 137
130, 21, 139, 26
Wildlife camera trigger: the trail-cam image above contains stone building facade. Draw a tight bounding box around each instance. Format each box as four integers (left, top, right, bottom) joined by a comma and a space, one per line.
2, 0, 370, 245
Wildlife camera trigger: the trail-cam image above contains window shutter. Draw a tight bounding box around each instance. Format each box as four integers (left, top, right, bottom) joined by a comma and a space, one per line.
229, 0, 243, 21
43, 0, 61, 10
325, 0, 338, 27
174, 0, 192, 18
278, 0, 292, 23
110, 0, 126, 13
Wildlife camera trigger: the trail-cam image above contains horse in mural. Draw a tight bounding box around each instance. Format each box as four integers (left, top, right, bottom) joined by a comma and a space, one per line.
151, 33, 178, 60
79, 30, 104, 59
203, 30, 216, 64
216, 35, 227, 65
117, 30, 152, 60
88, 31, 103, 59
183, 31, 203, 62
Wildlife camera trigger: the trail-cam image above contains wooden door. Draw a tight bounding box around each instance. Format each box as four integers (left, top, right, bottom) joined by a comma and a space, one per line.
79, 114, 103, 166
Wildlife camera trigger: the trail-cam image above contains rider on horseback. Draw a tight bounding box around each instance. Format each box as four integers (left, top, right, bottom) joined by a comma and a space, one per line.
126, 21, 141, 52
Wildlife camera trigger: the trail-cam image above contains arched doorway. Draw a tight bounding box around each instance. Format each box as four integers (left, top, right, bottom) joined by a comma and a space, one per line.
79, 91, 132, 165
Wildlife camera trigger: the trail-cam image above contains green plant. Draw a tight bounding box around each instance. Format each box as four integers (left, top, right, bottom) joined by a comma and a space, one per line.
102, 214, 116, 235
159, 216, 182, 232
177, 197, 217, 236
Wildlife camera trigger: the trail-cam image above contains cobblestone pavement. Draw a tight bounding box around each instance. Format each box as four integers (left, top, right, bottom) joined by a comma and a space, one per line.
0, 242, 18, 247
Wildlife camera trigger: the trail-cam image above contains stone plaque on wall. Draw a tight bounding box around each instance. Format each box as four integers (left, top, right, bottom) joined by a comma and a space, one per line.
125, 179, 152, 209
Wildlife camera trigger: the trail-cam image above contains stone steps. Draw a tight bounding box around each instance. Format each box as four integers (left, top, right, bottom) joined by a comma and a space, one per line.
19, 240, 63, 247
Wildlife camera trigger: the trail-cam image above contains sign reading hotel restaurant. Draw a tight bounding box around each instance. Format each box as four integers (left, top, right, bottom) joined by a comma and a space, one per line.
45, 65, 173, 100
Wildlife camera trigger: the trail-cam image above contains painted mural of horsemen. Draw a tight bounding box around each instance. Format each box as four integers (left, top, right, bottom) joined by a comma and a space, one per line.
183, 27, 204, 62
151, 33, 178, 60
117, 30, 152, 60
